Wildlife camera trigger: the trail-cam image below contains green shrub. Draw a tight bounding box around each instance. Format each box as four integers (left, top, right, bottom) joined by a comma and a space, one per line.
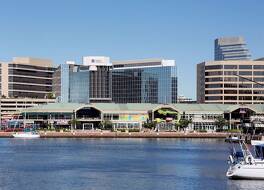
129, 129, 140, 132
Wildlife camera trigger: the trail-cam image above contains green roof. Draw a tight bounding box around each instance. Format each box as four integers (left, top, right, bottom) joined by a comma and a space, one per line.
20, 102, 264, 114
22, 103, 87, 113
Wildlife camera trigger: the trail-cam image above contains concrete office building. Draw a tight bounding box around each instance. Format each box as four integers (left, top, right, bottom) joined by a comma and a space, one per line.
214, 36, 251, 61
53, 56, 112, 103
197, 60, 264, 104
0, 57, 55, 98
112, 59, 177, 104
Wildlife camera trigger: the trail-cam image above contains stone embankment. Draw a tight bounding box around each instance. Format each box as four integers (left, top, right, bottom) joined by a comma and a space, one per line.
0, 131, 228, 138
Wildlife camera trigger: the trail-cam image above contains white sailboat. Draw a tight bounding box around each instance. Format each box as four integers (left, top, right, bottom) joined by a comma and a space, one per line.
12, 108, 40, 138
12, 131, 40, 138
226, 140, 264, 179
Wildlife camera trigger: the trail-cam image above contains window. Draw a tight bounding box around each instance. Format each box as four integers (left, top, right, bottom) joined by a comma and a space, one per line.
224, 84, 237, 88
205, 71, 223, 76
224, 90, 237, 94
205, 65, 223, 70
224, 77, 237, 82
239, 96, 252, 100
224, 71, 237, 75
224, 96, 237, 100
205, 96, 222, 100
239, 65, 252, 69
239, 71, 252, 75
254, 65, 264, 69
205, 90, 222, 94
205, 77, 222, 82
205, 84, 223, 88
239, 90, 252, 94
224, 65, 237, 69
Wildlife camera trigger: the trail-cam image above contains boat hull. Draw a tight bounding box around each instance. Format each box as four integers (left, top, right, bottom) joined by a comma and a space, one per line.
227, 164, 264, 180
12, 133, 40, 138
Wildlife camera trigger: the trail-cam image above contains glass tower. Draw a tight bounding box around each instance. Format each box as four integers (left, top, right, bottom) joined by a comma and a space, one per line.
214, 37, 251, 61
57, 58, 112, 103
112, 59, 177, 104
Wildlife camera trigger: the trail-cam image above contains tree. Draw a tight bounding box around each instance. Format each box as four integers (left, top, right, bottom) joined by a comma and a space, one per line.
46, 92, 55, 99
99, 120, 113, 130
176, 118, 192, 131
143, 121, 156, 130
68, 119, 81, 130
214, 116, 228, 131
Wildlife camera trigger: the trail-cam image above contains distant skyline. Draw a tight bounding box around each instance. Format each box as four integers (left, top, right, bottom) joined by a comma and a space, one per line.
0, 0, 263, 99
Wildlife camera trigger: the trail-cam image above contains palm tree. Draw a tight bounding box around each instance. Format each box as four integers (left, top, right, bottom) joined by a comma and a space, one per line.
214, 116, 228, 131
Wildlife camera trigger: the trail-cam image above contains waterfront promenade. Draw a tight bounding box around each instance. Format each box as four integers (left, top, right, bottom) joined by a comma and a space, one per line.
0, 131, 228, 138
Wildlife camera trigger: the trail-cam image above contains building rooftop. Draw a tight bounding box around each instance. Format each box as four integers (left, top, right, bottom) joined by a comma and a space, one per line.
12, 57, 53, 67
20, 103, 264, 114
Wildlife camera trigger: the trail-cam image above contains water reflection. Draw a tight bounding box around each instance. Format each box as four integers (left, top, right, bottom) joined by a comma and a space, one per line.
0, 138, 261, 190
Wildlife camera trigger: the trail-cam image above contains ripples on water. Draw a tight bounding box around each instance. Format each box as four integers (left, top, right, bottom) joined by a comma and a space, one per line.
0, 138, 263, 190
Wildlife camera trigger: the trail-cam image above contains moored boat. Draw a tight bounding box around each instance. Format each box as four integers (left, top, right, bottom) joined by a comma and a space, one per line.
12, 131, 40, 138
226, 140, 264, 179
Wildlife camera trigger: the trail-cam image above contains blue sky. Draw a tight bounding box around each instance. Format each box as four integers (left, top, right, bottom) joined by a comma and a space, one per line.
0, 0, 263, 99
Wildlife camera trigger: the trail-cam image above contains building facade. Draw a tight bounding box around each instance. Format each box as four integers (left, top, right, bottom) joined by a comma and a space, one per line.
112, 59, 177, 104
0, 57, 55, 98
214, 36, 251, 61
197, 60, 264, 104
20, 102, 264, 132
53, 56, 112, 103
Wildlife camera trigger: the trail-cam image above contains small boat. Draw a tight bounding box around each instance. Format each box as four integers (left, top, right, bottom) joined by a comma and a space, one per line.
12, 131, 40, 138
226, 140, 264, 179
12, 127, 40, 138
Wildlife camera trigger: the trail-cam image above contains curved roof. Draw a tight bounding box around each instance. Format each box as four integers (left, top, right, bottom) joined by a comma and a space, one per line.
20, 103, 264, 114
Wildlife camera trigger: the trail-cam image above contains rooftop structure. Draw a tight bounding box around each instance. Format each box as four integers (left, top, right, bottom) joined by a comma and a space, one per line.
214, 36, 251, 60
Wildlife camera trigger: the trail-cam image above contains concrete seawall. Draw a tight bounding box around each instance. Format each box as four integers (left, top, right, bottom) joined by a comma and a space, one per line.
0, 131, 228, 138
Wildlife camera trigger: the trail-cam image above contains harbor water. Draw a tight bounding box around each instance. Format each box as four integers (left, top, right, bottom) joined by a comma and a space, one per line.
0, 138, 263, 190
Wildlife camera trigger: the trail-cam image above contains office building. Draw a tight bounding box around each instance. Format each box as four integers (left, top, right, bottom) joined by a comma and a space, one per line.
53, 56, 112, 103
214, 36, 251, 61
0, 57, 55, 98
112, 59, 177, 104
197, 60, 264, 104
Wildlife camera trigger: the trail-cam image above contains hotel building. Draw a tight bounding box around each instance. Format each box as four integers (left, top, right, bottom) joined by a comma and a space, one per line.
112, 59, 177, 104
197, 60, 264, 104
53, 56, 112, 103
54, 57, 178, 104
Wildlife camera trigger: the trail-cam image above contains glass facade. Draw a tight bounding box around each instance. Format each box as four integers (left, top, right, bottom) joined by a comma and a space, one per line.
69, 71, 89, 103
60, 64, 70, 103
59, 64, 112, 103
214, 37, 251, 61
112, 66, 177, 104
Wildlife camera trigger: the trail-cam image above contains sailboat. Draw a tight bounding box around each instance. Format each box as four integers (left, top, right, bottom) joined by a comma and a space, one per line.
226, 140, 264, 179
12, 108, 40, 138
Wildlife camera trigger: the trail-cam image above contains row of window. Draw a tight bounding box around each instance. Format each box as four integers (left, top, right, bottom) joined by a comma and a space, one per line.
205, 65, 264, 70
205, 96, 264, 101
205, 83, 264, 88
